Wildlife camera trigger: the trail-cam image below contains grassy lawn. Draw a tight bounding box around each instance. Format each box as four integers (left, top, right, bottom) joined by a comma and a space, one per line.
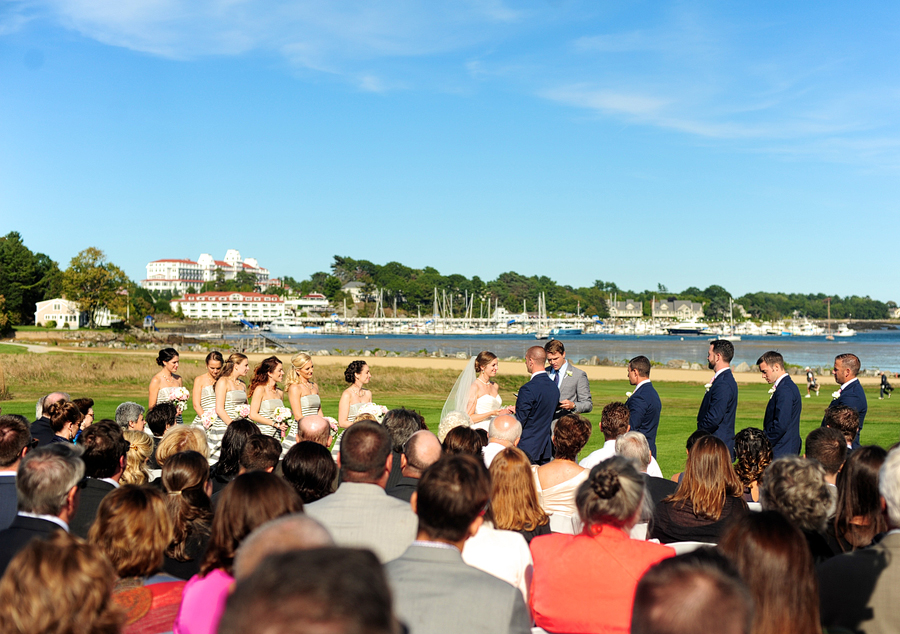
2, 348, 897, 476
0, 344, 29, 354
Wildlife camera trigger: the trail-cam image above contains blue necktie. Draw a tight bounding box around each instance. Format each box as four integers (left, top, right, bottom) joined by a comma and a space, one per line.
552, 372, 559, 386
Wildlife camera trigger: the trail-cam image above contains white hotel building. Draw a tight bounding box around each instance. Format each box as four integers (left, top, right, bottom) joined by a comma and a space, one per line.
170, 292, 285, 322
141, 249, 270, 294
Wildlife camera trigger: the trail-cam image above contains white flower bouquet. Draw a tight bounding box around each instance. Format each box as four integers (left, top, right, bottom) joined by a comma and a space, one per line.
198, 410, 218, 430
357, 403, 389, 423
238, 404, 251, 418
272, 406, 293, 425
169, 387, 191, 414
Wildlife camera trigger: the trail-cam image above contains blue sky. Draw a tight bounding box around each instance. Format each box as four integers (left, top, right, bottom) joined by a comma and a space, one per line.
1, 1, 898, 301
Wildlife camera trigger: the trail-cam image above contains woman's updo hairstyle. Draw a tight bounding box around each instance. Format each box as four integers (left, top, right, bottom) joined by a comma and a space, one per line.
47, 401, 83, 433
156, 348, 179, 367
219, 353, 249, 380
344, 360, 367, 384
286, 353, 312, 387
474, 351, 498, 374
205, 350, 224, 366
576, 456, 645, 530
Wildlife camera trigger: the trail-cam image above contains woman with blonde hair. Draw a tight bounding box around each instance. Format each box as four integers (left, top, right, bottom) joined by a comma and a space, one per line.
156, 426, 210, 470
162, 451, 213, 580
247, 356, 286, 439
0, 531, 123, 634
121, 430, 154, 485
211, 353, 250, 461
338, 360, 373, 428
489, 447, 551, 543
191, 351, 223, 426
285, 352, 322, 453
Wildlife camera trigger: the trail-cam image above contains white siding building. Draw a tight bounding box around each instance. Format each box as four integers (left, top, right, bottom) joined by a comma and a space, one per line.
284, 293, 330, 314
142, 249, 270, 294
34, 299, 116, 329
607, 299, 643, 318
170, 292, 284, 322
651, 300, 704, 320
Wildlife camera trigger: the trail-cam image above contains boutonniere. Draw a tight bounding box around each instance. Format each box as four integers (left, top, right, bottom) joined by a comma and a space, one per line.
626, 391, 633, 398
704, 382, 712, 393
831, 390, 841, 400
767, 386, 776, 400
566, 371, 573, 378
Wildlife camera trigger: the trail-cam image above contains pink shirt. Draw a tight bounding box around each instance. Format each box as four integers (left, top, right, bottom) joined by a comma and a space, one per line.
173, 568, 234, 634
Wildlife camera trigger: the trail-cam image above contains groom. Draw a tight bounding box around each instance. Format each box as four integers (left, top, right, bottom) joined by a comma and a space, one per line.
515, 346, 560, 465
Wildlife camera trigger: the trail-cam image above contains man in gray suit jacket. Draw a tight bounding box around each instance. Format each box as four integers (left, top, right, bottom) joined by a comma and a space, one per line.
304, 421, 417, 563
545, 340, 592, 429
818, 448, 900, 634
386, 454, 531, 634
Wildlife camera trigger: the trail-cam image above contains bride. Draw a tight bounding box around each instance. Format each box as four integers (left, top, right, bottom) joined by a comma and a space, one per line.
442, 351, 512, 431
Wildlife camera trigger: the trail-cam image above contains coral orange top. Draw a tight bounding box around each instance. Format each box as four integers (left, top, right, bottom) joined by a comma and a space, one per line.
530, 526, 674, 633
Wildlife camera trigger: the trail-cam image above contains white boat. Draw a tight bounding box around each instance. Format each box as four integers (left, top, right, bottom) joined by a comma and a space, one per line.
834, 323, 857, 337
267, 317, 307, 335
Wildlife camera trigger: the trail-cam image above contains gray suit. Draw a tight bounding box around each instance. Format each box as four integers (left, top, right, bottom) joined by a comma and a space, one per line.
304, 482, 417, 563
385, 544, 531, 634
547, 362, 592, 426
818, 531, 900, 634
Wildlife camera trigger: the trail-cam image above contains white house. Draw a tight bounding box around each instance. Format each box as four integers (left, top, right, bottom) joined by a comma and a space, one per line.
341, 281, 365, 302
284, 293, 330, 314
34, 299, 116, 329
651, 299, 704, 320
169, 292, 285, 323
607, 299, 643, 318
142, 249, 271, 294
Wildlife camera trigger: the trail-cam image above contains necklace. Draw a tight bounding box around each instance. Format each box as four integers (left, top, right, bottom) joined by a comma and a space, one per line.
477, 377, 491, 386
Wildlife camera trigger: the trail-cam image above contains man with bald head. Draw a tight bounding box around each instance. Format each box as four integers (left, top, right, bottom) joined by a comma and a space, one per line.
387, 431, 442, 503
483, 415, 522, 467
515, 346, 559, 465
296, 415, 332, 447
31, 392, 71, 446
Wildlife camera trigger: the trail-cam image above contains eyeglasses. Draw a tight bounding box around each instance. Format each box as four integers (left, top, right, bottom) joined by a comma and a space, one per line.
28, 438, 39, 449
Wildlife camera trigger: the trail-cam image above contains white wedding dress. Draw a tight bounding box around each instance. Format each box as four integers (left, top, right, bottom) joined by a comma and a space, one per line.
472, 394, 502, 431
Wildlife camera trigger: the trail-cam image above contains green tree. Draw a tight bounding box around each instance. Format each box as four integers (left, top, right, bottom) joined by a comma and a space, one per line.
61, 248, 129, 328
0, 232, 63, 324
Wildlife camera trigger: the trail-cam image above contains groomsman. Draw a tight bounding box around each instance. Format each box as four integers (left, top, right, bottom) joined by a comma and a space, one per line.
625, 356, 662, 458
757, 351, 802, 458
822, 353, 867, 449
544, 340, 593, 429
697, 340, 738, 457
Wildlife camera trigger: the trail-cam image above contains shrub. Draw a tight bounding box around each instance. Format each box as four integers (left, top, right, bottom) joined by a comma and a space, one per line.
44, 320, 57, 329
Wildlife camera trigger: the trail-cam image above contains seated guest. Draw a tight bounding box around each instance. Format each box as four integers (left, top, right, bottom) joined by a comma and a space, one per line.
69, 421, 128, 539
530, 457, 674, 633
114, 401, 145, 432
823, 404, 859, 450
438, 409, 473, 442
295, 414, 333, 447
31, 392, 70, 446
650, 435, 748, 544
145, 402, 178, 470
533, 413, 592, 517
720, 511, 823, 634
386, 454, 531, 634
829, 445, 887, 552
489, 447, 551, 543
631, 549, 753, 634
818, 447, 900, 634
442, 425, 484, 457
616, 430, 677, 508
580, 402, 664, 477
733, 427, 773, 503
305, 421, 418, 563
0, 414, 33, 529
462, 504, 533, 602
162, 451, 213, 580
0, 531, 123, 634
72, 397, 95, 441
156, 426, 210, 472
383, 408, 426, 490
238, 435, 281, 474
483, 415, 522, 467
387, 430, 442, 503
89, 485, 184, 634
804, 426, 846, 486
0, 443, 84, 575
669, 429, 711, 483
760, 456, 836, 564
207, 420, 259, 493
219, 548, 400, 634
121, 430, 153, 485
282, 441, 337, 504
47, 400, 82, 444
232, 515, 334, 580
175, 472, 302, 634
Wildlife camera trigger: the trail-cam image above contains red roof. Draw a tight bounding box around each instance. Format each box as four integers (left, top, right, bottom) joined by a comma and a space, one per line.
149, 259, 197, 264
173, 292, 282, 303
303, 293, 327, 299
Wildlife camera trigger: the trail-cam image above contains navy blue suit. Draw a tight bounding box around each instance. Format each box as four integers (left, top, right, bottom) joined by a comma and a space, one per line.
627, 382, 662, 457
30, 417, 56, 446
0, 474, 17, 530
822, 379, 867, 449
764, 375, 802, 458
0, 515, 63, 576
697, 368, 738, 456
515, 373, 559, 465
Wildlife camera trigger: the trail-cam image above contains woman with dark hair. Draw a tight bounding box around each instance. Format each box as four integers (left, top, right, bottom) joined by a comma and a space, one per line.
719, 511, 823, 634
247, 356, 287, 439
338, 360, 372, 428
651, 435, 749, 544
533, 413, 592, 516
530, 457, 674, 632
174, 472, 302, 634
489, 447, 551, 543
162, 451, 213, 580
830, 445, 888, 552
282, 441, 337, 503
211, 353, 250, 462
442, 350, 512, 430
149, 348, 185, 425
46, 400, 83, 444
208, 419, 261, 494
191, 351, 223, 427
441, 426, 484, 457
733, 427, 773, 503
72, 397, 95, 429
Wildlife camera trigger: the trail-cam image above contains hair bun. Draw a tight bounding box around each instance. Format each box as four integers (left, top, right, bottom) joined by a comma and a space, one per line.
591, 468, 621, 499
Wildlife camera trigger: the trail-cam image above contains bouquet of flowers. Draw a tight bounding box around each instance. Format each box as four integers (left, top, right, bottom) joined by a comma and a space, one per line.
357, 403, 388, 423
272, 407, 293, 439
198, 410, 218, 430
169, 387, 191, 414
238, 404, 251, 419
324, 416, 340, 438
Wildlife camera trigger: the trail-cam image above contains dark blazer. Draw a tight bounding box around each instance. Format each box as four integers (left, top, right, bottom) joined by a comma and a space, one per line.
0, 474, 17, 530
822, 379, 867, 449
628, 382, 662, 457
0, 515, 64, 575
697, 369, 738, 457
764, 375, 803, 458
386, 476, 418, 503
69, 479, 116, 539
30, 417, 56, 446
515, 373, 560, 465
642, 473, 678, 508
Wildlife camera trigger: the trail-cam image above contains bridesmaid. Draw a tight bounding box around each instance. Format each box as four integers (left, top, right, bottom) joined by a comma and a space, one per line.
149, 348, 184, 424
248, 356, 287, 439
191, 351, 223, 426
211, 353, 250, 462
285, 353, 322, 452
337, 360, 373, 428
